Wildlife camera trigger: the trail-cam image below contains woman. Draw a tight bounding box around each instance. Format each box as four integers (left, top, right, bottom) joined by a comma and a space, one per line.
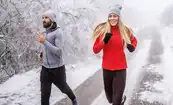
92, 4, 137, 105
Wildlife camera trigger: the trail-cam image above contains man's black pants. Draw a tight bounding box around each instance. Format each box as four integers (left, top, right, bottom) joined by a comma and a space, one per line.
40, 65, 76, 105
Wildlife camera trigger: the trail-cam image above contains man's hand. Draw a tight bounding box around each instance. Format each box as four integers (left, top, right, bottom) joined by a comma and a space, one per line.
36, 32, 46, 43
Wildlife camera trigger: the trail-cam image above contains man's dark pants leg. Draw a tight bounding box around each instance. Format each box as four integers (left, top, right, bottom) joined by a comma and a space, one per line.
40, 65, 76, 105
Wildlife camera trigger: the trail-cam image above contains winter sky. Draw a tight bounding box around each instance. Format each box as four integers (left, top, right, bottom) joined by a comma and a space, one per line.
124, 0, 173, 26
125, 0, 173, 13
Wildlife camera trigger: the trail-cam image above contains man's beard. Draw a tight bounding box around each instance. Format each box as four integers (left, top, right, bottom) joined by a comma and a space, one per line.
43, 21, 52, 28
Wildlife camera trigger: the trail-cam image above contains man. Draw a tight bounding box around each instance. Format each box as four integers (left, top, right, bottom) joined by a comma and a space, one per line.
36, 10, 78, 105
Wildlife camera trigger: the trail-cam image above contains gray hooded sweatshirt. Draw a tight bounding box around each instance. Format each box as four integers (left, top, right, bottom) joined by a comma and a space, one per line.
42, 10, 64, 68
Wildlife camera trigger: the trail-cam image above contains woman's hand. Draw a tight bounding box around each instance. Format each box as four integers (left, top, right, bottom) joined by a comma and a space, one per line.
127, 43, 135, 52
104, 33, 112, 44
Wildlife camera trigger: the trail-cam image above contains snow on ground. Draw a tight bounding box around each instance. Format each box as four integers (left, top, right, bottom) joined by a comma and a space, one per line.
91, 39, 152, 105
0, 56, 101, 105
138, 26, 173, 105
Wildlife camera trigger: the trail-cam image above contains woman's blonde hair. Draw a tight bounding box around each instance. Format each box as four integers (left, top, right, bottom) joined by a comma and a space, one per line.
92, 19, 133, 48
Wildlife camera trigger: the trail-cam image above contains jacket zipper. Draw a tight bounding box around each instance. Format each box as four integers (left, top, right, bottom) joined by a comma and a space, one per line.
46, 32, 50, 67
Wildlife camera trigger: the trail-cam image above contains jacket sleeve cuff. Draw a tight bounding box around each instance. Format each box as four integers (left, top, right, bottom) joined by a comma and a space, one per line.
43, 40, 49, 46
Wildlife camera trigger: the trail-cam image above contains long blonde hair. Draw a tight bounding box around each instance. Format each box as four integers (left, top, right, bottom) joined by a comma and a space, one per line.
92, 19, 133, 48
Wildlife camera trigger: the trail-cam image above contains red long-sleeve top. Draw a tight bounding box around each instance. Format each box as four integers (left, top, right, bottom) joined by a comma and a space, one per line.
93, 26, 137, 70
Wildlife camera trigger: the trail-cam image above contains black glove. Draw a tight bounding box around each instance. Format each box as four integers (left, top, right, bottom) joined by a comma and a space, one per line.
104, 33, 112, 44
127, 44, 135, 52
